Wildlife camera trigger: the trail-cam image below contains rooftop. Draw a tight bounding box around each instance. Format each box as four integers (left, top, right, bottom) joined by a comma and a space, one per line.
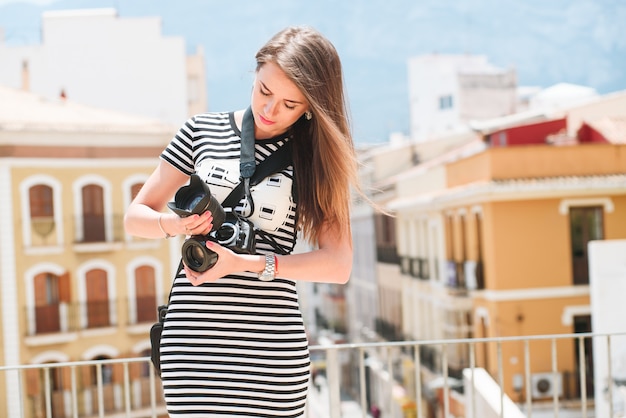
0, 84, 176, 137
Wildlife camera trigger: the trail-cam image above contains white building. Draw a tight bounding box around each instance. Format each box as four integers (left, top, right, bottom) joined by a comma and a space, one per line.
407, 54, 517, 142
0, 8, 206, 125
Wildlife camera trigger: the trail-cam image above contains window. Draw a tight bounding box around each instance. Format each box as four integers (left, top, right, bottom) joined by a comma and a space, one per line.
86, 269, 110, 327
82, 184, 105, 242
130, 183, 143, 201
33, 272, 70, 334
29, 184, 55, 242
569, 206, 603, 285
439, 95, 453, 110
34, 273, 60, 334
474, 211, 485, 289
92, 355, 114, 385
135, 266, 157, 323
374, 213, 398, 263
574, 315, 594, 397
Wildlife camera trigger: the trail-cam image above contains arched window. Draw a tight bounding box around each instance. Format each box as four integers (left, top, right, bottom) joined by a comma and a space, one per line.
29, 184, 55, 244
135, 266, 157, 323
82, 184, 105, 242
130, 182, 143, 200
86, 269, 109, 327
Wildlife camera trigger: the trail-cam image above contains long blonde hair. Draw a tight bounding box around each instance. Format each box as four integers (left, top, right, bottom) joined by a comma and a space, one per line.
255, 26, 357, 245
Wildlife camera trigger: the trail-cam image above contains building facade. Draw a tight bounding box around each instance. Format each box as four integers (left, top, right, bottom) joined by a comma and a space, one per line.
0, 85, 178, 417
407, 54, 517, 142
354, 90, 626, 417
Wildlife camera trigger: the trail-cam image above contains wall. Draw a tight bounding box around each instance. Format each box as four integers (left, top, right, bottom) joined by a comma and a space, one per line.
589, 240, 626, 418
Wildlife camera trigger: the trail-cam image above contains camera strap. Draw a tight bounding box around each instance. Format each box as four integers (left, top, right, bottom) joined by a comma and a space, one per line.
221, 107, 293, 210
238, 107, 256, 207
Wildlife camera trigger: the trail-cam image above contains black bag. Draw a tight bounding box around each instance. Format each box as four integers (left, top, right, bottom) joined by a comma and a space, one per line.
149, 304, 168, 377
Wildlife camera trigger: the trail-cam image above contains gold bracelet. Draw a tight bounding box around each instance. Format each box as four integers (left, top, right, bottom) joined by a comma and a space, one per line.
157, 214, 172, 239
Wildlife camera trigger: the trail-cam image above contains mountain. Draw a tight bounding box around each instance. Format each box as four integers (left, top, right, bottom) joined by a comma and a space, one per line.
1, 0, 625, 143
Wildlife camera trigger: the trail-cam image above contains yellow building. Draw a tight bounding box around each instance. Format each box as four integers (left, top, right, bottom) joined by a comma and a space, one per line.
370, 91, 626, 406
0, 85, 178, 417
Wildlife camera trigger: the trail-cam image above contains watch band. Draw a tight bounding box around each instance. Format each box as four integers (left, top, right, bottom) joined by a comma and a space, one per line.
258, 254, 276, 281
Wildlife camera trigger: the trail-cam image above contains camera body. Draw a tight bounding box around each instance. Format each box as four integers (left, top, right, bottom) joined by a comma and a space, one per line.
168, 174, 256, 272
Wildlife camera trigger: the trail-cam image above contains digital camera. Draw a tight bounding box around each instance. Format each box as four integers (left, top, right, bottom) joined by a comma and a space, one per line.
167, 174, 256, 272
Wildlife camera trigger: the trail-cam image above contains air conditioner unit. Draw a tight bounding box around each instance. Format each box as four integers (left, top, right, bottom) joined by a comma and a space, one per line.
530, 372, 562, 399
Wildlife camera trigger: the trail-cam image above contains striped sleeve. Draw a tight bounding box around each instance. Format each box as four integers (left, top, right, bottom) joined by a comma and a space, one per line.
160, 112, 239, 176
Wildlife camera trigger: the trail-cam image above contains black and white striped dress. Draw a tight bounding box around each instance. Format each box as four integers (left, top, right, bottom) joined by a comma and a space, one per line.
159, 112, 310, 417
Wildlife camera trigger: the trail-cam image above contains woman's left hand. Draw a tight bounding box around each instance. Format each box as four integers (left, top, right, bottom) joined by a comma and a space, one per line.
183, 241, 238, 286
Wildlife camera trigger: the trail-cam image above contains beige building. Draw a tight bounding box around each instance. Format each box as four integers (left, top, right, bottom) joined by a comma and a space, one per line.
0, 85, 178, 417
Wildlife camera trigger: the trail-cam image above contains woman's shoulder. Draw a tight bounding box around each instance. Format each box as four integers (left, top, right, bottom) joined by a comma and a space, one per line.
185, 110, 245, 135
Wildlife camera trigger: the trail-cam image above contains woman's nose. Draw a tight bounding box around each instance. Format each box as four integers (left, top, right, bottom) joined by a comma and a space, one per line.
264, 99, 277, 116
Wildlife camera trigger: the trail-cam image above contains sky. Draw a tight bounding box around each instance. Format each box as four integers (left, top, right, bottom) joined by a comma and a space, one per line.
1, 0, 625, 143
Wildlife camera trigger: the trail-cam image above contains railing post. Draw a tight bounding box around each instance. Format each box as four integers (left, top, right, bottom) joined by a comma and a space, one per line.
71, 365, 78, 418
124, 362, 131, 416
359, 348, 367, 417
497, 341, 503, 418
551, 338, 559, 418
524, 339, 532, 418
44, 366, 52, 418
442, 343, 450, 418
415, 344, 423, 418
150, 363, 158, 418
469, 342, 476, 418
578, 336, 587, 418
96, 363, 104, 417
326, 347, 341, 418
386, 346, 393, 417
606, 335, 613, 417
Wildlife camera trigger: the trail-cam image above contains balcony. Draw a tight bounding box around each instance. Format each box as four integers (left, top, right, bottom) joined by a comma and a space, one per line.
25, 299, 159, 345
2, 332, 623, 418
446, 260, 485, 293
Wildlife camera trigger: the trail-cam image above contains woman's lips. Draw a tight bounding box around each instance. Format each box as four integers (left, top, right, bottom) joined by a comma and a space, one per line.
258, 114, 275, 125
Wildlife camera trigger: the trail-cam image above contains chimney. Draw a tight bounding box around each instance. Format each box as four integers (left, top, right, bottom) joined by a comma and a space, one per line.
21, 60, 30, 92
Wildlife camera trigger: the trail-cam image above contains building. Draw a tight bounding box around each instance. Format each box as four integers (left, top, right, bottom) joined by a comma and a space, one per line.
0, 8, 206, 126
407, 53, 517, 142
353, 89, 626, 417
0, 84, 179, 417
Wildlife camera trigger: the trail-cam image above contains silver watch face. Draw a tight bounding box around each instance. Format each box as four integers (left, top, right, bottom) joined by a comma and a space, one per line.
258, 271, 274, 281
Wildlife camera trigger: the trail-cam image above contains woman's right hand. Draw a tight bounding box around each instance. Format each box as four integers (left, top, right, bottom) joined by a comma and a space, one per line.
173, 211, 214, 236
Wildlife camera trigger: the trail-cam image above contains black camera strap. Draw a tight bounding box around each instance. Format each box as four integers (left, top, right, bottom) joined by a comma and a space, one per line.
221, 107, 293, 210
238, 106, 256, 208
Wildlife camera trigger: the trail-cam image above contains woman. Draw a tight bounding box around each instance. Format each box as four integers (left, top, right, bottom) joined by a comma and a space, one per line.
124, 26, 357, 416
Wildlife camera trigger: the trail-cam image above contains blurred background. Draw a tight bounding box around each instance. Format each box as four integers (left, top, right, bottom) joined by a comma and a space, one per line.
1, 0, 624, 143
1, 1, 626, 418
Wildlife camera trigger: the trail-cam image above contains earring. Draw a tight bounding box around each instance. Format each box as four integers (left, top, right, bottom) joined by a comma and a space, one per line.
305, 111, 312, 120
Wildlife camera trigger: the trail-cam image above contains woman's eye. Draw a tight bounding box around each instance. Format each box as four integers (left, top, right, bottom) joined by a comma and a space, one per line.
260, 87, 270, 96
285, 103, 296, 110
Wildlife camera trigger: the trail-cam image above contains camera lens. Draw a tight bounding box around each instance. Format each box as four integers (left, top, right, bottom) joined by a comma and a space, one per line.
182, 195, 205, 212
181, 238, 218, 272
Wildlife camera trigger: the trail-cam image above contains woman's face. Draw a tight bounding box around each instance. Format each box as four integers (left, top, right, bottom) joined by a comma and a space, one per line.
251, 61, 309, 139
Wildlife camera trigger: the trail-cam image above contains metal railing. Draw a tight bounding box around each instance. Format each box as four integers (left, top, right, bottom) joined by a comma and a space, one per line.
2, 332, 624, 418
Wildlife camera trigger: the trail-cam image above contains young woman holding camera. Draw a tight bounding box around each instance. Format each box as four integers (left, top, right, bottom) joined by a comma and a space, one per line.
124, 25, 358, 416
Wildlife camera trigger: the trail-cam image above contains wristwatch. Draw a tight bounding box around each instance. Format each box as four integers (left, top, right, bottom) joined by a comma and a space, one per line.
258, 254, 276, 281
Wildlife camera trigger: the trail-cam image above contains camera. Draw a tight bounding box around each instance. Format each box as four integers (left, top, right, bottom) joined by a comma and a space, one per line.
167, 174, 256, 272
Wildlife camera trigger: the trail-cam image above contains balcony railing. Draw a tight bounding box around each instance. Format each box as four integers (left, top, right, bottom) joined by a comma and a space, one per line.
2, 332, 624, 418
25, 299, 160, 337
